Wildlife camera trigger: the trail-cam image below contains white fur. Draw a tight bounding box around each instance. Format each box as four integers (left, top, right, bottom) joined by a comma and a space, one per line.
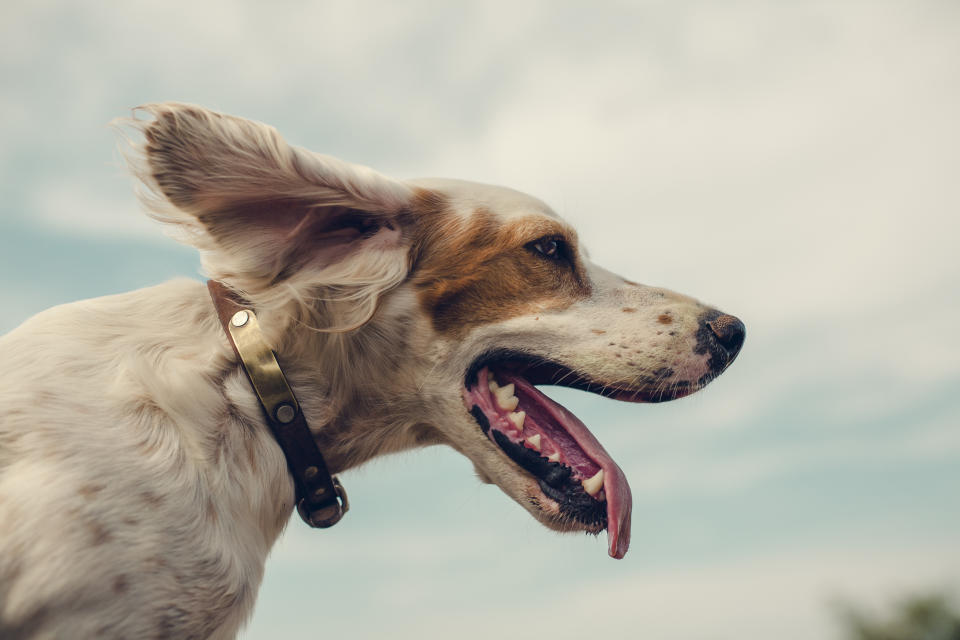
0, 104, 739, 638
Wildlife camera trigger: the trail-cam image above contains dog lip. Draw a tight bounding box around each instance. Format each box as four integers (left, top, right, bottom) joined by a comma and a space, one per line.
463, 348, 692, 404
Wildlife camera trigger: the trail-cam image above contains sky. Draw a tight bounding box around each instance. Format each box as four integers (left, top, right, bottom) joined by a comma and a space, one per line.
1, 1, 959, 638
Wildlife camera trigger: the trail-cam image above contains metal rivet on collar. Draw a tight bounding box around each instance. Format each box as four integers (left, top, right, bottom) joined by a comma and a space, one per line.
304, 466, 319, 480
231, 310, 250, 327
275, 403, 296, 424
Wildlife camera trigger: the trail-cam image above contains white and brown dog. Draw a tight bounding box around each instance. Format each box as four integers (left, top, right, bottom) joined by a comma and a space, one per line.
0, 104, 744, 638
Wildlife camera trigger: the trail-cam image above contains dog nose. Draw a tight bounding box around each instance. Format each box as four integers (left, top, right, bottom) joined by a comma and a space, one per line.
707, 314, 745, 356
698, 311, 745, 372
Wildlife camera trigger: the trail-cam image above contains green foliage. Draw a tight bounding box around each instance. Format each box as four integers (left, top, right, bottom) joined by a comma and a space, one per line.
838, 593, 960, 640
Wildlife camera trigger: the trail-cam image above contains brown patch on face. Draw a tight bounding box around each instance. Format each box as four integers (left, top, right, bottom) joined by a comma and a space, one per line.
409, 191, 591, 336
622, 307, 637, 313
591, 329, 607, 335
658, 314, 673, 325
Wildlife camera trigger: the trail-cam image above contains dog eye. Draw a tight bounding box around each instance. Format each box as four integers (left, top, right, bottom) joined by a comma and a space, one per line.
527, 236, 566, 261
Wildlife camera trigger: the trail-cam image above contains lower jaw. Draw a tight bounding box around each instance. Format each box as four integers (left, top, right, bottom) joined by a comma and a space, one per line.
523, 479, 607, 535
464, 365, 634, 558
486, 421, 608, 529
538, 480, 607, 528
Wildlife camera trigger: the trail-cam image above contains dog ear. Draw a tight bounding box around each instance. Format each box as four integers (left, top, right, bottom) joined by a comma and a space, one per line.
122, 103, 415, 323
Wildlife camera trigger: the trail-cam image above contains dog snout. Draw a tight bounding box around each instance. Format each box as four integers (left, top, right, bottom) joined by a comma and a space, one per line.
698, 311, 745, 371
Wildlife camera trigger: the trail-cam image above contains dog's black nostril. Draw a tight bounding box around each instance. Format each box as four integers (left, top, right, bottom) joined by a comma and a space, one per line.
707, 314, 745, 355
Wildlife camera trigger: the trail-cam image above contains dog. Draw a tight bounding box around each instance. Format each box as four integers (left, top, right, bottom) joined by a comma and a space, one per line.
0, 103, 744, 638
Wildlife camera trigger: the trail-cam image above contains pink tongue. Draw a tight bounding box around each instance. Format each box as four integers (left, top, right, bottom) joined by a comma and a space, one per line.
502, 373, 633, 559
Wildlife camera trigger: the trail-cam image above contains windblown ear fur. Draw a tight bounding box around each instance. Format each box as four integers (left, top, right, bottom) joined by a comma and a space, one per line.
118, 103, 415, 330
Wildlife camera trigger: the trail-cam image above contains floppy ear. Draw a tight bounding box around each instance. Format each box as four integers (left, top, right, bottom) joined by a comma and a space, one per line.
122, 102, 415, 324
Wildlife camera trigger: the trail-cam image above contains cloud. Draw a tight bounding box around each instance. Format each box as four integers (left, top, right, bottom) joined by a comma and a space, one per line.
413, 1, 960, 329
626, 410, 960, 498
518, 540, 960, 640
27, 177, 161, 239
247, 524, 960, 639
4, 1, 958, 333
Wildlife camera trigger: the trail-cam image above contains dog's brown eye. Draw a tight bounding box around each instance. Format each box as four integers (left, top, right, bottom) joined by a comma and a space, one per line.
527, 236, 565, 260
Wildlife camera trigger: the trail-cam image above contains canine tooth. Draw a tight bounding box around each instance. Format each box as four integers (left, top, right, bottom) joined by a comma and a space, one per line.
495, 383, 518, 411
547, 452, 561, 463
582, 469, 604, 496
507, 411, 525, 432
525, 434, 541, 451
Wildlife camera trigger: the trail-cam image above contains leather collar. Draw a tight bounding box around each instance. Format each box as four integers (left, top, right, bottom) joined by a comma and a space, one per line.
207, 280, 348, 528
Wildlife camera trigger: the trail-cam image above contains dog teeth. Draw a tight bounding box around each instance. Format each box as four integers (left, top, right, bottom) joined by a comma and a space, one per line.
494, 383, 519, 411
547, 451, 561, 463
507, 411, 525, 432
582, 469, 604, 496
525, 434, 541, 451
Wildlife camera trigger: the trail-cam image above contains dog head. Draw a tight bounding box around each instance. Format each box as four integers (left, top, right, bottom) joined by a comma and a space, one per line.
125, 103, 745, 559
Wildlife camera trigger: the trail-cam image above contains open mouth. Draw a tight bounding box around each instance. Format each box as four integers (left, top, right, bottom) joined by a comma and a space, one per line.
462, 351, 639, 559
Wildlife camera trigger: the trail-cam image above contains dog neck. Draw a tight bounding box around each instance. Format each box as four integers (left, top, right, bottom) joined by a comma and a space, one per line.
246, 283, 448, 477
207, 280, 348, 529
